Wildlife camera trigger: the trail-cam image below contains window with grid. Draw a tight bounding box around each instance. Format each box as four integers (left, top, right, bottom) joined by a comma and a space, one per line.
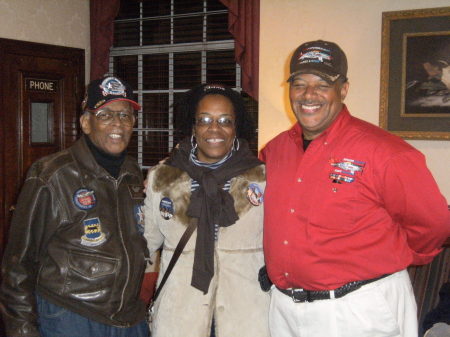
110, 0, 258, 169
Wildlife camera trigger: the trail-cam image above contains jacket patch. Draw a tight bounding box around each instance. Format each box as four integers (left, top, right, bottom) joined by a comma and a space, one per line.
81, 218, 106, 246
134, 204, 145, 234
159, 197, 174, 220
329, 157, 365, 184
247, 183, 264, 206
73, 188, 96, 210
153, 165, 191, 225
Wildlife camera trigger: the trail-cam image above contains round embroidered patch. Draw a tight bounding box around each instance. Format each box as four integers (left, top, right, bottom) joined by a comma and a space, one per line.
100, 77, 126, 96
159, 197, 174, 220
73, 188, 97, 210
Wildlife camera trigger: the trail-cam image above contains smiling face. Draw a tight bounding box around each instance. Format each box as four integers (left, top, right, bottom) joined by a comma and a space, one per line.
80, 101, 134, 155
290, 73, 349, 140
193, 94, 236, 163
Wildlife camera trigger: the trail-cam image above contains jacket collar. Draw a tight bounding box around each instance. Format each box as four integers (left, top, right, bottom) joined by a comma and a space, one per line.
69, 135, 140, 180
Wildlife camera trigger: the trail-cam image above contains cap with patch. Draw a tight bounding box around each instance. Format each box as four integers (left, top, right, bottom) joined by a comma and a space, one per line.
287, 40, 348, 83
82, 76, 141, 111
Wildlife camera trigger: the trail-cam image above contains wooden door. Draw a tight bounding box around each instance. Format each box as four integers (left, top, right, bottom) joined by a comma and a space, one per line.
0, 37, 84, 261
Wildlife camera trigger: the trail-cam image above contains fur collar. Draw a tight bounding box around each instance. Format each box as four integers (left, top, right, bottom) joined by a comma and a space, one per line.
152, 164, 265, 226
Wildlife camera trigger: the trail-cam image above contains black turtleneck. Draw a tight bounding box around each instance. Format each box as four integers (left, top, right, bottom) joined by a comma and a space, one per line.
84, 135, 126, 179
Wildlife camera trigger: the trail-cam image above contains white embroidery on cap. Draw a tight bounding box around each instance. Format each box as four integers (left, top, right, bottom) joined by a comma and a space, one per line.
100, 77, 127, 97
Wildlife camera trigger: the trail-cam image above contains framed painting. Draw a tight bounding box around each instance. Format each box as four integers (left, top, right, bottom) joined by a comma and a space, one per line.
380, 7, 450, 140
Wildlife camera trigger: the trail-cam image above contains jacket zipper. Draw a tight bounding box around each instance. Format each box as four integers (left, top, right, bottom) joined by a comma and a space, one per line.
111, 174, 132, 322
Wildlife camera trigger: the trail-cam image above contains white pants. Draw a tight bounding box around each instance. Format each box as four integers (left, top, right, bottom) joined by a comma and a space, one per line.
269, 270, 418, 337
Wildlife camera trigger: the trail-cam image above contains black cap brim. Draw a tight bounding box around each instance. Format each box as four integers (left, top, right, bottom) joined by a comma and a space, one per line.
92, 98, 141, 112
287, 68, 343, 84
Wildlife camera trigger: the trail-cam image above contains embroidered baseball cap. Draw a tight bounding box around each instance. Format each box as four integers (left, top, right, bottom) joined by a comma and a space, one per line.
287, 40, 348, 83
82, 76, 141, 111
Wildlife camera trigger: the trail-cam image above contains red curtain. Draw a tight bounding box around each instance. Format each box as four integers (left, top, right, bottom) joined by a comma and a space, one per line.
90, 0, 121, 81
220, 0, 260, 100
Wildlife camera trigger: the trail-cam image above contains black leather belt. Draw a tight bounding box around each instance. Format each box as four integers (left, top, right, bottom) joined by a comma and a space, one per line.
277, 274, 389, 303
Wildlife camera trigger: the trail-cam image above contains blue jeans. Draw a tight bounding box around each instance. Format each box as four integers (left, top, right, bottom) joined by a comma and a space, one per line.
36, 295, 150, 337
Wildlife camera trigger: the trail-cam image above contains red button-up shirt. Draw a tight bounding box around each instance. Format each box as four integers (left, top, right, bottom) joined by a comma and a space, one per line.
261, 106, 450, 291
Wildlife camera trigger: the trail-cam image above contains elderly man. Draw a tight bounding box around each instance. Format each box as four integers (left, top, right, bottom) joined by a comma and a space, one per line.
260, 40, 450, 337
1, 76, 149, 337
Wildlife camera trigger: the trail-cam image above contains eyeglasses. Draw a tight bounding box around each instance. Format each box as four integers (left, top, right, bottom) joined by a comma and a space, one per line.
90, 109, 135, 126
195, 116, 235, 128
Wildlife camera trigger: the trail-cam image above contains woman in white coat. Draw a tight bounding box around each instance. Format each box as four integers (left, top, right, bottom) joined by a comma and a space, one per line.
144, 84, 269, 337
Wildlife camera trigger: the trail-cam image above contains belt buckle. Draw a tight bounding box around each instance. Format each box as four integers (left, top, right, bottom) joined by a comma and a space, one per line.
291, 288, 309, 303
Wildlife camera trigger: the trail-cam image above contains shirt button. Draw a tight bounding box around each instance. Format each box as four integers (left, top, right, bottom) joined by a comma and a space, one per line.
283, 240, 288, 245
324, 141, 328, 145
290, 208, 295, 213
284, 272, 289, 277
297, 178, 302, 182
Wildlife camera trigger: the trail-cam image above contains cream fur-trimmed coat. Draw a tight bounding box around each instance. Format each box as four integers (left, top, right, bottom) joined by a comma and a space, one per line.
144, 163, 270, 337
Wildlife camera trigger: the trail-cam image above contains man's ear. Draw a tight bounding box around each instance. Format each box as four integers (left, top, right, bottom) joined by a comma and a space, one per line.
80, 113, 91, 135
340, 81, 350, 101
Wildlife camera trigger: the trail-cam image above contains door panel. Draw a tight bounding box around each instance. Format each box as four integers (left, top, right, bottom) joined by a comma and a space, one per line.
0, 37, 84, 265
21, 73, 62, 175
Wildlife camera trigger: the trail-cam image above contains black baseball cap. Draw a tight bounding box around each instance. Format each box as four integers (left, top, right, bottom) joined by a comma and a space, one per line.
82, 76, 141, 111
287, 40, 348, 83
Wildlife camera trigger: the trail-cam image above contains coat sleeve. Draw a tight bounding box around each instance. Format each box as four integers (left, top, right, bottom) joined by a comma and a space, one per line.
380, 149, 450, 265
0, 175, 52, 337
143, 168, 164, 258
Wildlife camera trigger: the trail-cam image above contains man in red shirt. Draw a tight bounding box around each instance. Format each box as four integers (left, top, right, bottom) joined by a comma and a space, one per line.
260, 40, 450, 337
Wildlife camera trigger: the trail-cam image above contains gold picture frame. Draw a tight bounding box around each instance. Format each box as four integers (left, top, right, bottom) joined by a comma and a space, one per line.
379, 7, 450, 140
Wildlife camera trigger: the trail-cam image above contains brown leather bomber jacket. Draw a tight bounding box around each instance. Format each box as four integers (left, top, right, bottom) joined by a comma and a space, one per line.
0, 136, 148, 337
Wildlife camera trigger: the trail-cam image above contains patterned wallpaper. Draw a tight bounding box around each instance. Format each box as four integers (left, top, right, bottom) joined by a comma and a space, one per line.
0, 0, 90, 79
